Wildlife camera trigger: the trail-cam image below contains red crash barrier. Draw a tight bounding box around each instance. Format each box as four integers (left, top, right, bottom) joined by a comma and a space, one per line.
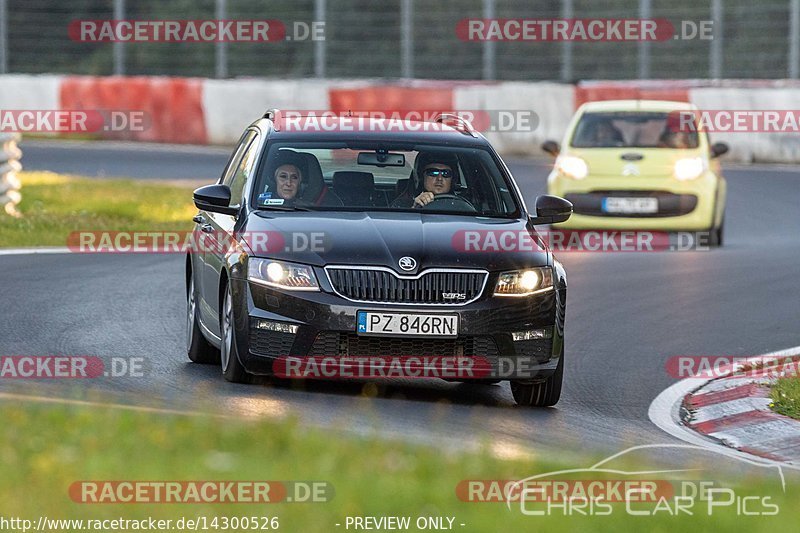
59, 76, 207, 144
327, 85, 454, 160
328, 85, 454, 117
575, 82, 690, 107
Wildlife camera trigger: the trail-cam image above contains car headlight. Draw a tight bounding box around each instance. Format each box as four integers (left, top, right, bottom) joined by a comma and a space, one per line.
674, 157, 705, 181
555, 156, 588, 180
494, 267, 554, 297
248, 258, 319, 291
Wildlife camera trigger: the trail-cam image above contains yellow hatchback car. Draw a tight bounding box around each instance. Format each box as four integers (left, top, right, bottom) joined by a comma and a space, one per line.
544, 100, 728, 246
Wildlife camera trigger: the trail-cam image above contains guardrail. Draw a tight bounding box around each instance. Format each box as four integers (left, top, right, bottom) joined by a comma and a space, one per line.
0, 133, 22, 217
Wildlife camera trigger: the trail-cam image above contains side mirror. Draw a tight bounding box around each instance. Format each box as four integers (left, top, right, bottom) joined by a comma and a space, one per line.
541, 140, 560, 156
530, 195, 572, 225
193, 184, 239, 216
710, 142, 729, 158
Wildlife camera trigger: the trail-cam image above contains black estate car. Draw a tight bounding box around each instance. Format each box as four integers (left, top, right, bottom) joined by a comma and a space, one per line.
186, 111, 572, 406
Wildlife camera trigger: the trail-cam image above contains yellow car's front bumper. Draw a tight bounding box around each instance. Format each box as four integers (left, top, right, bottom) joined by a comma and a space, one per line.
547, 171, 725, 231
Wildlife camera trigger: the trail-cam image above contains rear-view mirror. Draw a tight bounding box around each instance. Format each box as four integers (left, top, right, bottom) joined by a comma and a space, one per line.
357, 151, 406, 167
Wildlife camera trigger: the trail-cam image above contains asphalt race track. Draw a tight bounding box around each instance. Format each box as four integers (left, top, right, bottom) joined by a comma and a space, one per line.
3, 139, 800, 476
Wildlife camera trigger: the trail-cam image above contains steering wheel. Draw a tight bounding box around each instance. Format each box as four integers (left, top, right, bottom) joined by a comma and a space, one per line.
421, 193, 477, 212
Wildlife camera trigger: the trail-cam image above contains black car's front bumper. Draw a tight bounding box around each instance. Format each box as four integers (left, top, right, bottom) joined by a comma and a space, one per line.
229, 274, 565, 381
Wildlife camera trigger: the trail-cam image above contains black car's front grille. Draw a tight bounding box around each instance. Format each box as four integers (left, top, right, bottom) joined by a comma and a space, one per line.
308, 332, 499, 359
326, 268, 486, 304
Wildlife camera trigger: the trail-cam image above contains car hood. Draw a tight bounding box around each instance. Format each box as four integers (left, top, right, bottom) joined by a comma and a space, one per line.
245, 211, 549, 272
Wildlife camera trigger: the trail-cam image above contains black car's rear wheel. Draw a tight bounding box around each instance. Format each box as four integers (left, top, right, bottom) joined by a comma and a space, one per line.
187, 273, 219, 364
510, 349, 563, 407
220, 282, 251, 383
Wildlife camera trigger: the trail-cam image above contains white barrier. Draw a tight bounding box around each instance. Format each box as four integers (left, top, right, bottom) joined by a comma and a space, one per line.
454, 82, 575, 156
0, 75, 62, 110
689, 87, 800, 163
0, 133, 22, 217
202, 79, 336, 145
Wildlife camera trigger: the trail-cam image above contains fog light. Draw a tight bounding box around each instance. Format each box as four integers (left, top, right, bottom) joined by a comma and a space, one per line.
256, 320, 298, 334
512, 328, 552, 341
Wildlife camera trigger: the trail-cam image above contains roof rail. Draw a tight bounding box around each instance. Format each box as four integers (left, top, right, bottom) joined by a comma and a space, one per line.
434, 113, 476, 137
264, 108, 282, 130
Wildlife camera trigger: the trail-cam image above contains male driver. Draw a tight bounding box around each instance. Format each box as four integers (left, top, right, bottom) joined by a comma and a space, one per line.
413, 161, 454, 207
392, 152, 459, 208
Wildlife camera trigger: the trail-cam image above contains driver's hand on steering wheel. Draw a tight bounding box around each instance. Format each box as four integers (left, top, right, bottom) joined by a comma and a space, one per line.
413, 191, 435, 208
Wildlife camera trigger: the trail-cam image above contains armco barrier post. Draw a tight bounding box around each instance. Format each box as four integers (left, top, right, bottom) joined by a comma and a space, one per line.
0, 133, 22, 217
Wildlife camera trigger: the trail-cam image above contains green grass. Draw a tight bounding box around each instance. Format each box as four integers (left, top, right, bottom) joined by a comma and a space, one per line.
0, 399, 796, 533
0, 172, 196, 248
771, 377, 800, 419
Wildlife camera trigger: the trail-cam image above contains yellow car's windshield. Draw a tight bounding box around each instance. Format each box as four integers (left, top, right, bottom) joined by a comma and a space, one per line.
571, 111, 700, 149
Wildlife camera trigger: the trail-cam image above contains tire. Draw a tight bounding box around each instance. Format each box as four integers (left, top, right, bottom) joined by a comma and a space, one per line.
220, 282, 251, 384
510, 350, 564, 407
187, 273, 220, 364
708, 218, 724, 247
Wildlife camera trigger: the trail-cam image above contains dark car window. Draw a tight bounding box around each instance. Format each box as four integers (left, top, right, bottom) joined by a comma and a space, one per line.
251, 142, 519, 217
571, 111, 700, 149
225, 133, 259, 207
220, 130, 257, 195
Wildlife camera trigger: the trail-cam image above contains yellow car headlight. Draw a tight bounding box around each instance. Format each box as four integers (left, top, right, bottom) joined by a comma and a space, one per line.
555, 156, 589, 180
674, 157, 705, 181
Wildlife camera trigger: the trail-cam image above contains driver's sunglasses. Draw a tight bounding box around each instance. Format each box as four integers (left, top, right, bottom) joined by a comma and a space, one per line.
424, 168, 453, 179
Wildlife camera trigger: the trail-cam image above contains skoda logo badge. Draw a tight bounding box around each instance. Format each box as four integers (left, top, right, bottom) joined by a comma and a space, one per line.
398, 257, 417, 271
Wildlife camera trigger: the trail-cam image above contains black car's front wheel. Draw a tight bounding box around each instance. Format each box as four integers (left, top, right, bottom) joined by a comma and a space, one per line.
220, 282, 251, 383
187, 273, 220, 364
510, 349, 563, 407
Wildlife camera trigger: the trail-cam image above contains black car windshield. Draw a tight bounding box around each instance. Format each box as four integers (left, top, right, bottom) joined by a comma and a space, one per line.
571, 111, 700, 149
251, 142, 520, 217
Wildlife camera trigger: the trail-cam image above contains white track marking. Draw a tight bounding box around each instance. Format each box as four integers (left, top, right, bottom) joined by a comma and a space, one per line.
0, 391, 224, 418
0, 247, 71, 255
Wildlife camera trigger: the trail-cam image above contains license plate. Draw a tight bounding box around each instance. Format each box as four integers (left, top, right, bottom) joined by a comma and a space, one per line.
602, 197, 658, 214
356, 311, 458, 337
